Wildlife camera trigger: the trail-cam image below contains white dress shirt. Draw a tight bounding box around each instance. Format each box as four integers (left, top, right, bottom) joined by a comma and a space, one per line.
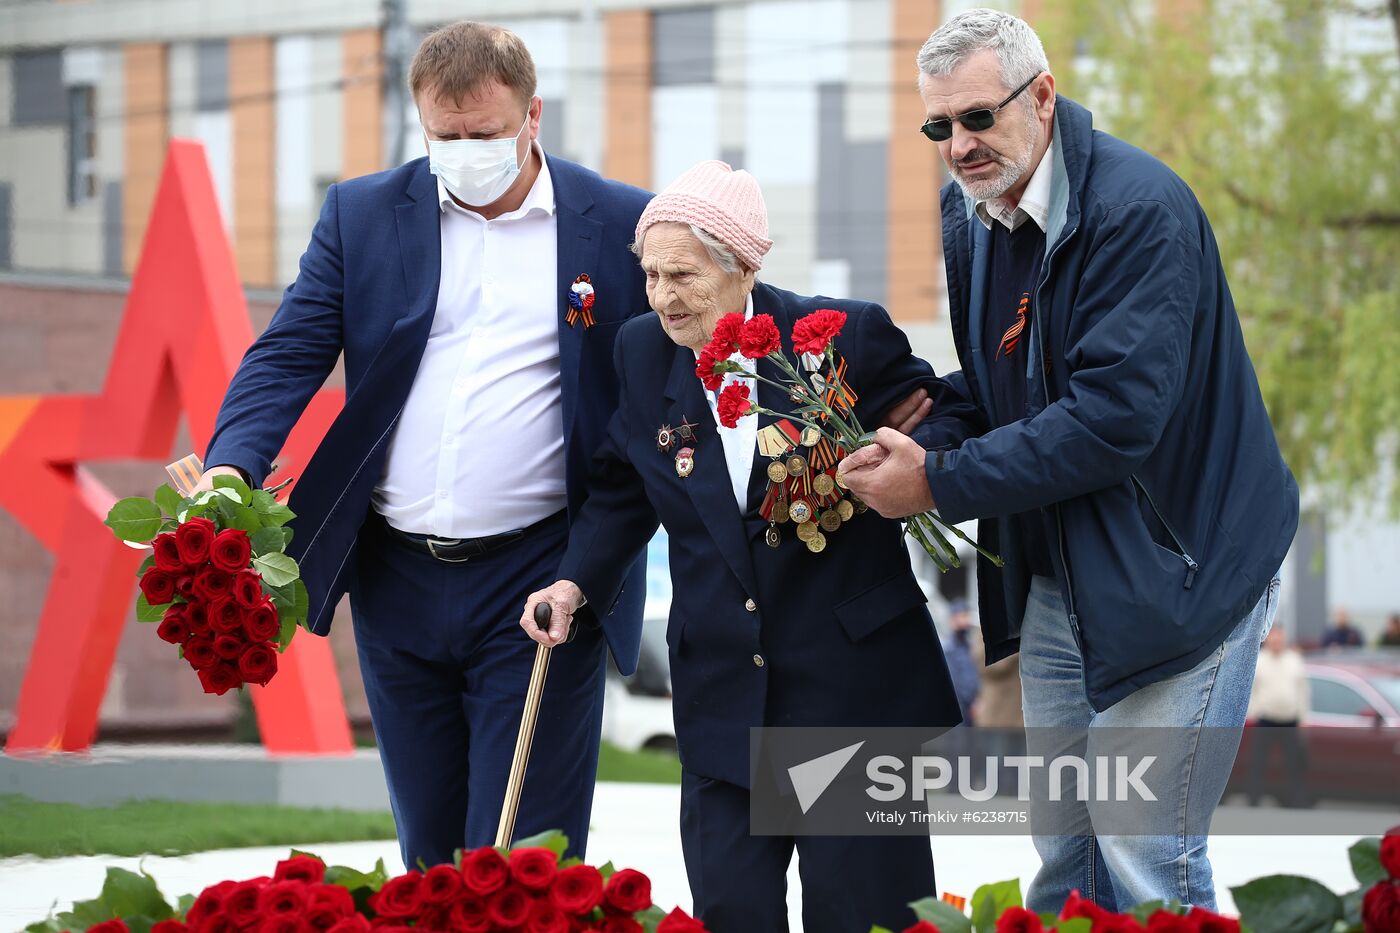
373, 146, 566, 538
697, 294, 758, 513
975, 135, 1055, 234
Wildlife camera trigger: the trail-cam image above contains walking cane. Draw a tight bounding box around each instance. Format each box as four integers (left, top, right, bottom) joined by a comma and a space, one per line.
495, 601, 557, 848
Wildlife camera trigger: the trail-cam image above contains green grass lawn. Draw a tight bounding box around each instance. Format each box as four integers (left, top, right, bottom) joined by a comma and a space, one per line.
0, 743, 678, 858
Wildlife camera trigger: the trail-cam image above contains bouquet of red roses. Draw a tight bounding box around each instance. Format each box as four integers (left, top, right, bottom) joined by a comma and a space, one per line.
696, 308, 1000, 572
28, 832, 709, 933
103, 469, 306, 695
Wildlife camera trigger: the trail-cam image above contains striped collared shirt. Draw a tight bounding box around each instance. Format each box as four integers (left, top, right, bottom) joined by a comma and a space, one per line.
975, 135, 1055, 234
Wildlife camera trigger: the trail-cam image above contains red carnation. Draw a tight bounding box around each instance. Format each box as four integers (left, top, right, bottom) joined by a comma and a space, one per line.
421, 863, 464, 903
140, 568, 176, 606
790, 308, 846, 356
188, 602, 211, 635
487, 885, 533, 928
273, 853, 325, 884
213, 633, 245, 661
258, 880, 308, 916
325, 917, 371, 933
370, 871, 423, 919
176, 516, 217, 565
211, 529, 253, 573
224, 877, 270, 928
1061, 890, 1109, 923
88, 921, 129, 933
602, 868, 652, 915
450, 895, 491, 933
550, 864, 603, 916
1383, 831, 1400, 879
1185, 906, 1240, 933
194, 567, 234, 603
995, 906, 1045, 933
153, 533, 184, 571
694, 347, 725, 392
184, 637, 218, 671
239, 642, 279, 686
510, 847, 558, 892
526, 899, 571, 933
209, 597, 245, 634
244, 598, 281, 643
738, 314, 782, 359
461, 846, 510, 896
233, 570, 266, 609
656, 908, 708, 932
157, 605, 192, 645
598, 917, 644, 933
709, 312, 744, 352
150, 921, 189, 933
197, 662, 241, 696
1145, 910, 1196, 932
716, 383, 753, 429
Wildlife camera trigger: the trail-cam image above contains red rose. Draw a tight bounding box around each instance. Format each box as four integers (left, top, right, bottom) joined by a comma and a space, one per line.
1145, 910, 1195, 932
715, 383, 753, 429
243, 599, 281, 643
158, 605, 192, 645
304, 908, 342, 933
209, 597, 246, 634
153, 533, 184, 571
996, 906, 1045, 933
1185, 906, 1240, 933
450, 895, 491, 933
487, 885, 532, 928
421, 863, 464, 903
526, 899, 570, 933
1383, 831, 1400, 880
738, 314, 782, 359
197, 662, 241, 696
602, 868, 652, 915
790, 308, 846, 356
256, 917, 301, 933
461, 847, 510, 896
597, 918, 643, 933
416, 905, 452, 930
140, 568, 177, 606
550, 864, 603, 915
273, 853, 325, 884
194, 567, 234, 603
186, 880, 239, 928
1061, 890, 1108, 922
151, 922, 189, 933
694, 347, 725, 392
656, 908, 707, 932
176, 517, 217, 565
211, 529, 253, 573
899, 925, 941, 933
239, 643, 279, 686
214, 633, 246, 661
224, 877, 270, 928
258, 880, 308, 916
88, 921, 130, 933
176, 574, 198, 600
370, 871, 423, 919
184, 637, 218, 671
510, 847, 559, 892
308, 883, 355, 917
709, 312, 744, 352
233, 570, 266, 609
325, 917, 371, 933
188, 602, 211, 635
1094, 915, 1146, 933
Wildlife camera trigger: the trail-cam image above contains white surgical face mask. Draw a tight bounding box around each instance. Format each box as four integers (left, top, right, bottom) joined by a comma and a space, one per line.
426, 113, 529, 207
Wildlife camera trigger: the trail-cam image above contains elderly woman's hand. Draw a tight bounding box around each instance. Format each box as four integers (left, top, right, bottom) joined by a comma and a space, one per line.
520, 580, 586, 647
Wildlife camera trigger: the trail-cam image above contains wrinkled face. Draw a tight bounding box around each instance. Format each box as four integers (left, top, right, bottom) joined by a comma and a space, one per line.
918, 49, 1050, 202
640, 223, 755, 352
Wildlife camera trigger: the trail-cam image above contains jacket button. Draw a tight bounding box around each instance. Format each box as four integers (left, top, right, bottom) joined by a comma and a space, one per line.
753, 654, 765, 668
744, 598, 757, 612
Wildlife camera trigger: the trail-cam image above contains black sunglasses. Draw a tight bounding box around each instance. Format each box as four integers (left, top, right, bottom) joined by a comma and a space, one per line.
920, 72, 1041, 142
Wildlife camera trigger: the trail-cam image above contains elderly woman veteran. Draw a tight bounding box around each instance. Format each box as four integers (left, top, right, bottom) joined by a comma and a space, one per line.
520, 161, 977, 933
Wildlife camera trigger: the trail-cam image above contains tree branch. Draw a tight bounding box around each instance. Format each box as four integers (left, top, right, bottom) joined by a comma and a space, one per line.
1221, 181, 1400, 229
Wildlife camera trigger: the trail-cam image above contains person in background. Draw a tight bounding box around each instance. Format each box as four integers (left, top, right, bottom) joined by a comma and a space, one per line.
1246, 626, 1311, 807
942, 599, 983, 723
1321, 608, 1364, 649
1378, 614, 1400, 648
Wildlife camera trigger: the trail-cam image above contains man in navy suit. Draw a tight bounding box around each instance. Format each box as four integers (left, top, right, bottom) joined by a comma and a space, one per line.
196, 22, 655, 867
523, 162, 975, 933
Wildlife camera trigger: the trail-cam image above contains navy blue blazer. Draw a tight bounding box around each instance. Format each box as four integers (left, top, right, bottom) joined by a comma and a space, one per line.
558, 283, 970, 788
205, 155, 653, 672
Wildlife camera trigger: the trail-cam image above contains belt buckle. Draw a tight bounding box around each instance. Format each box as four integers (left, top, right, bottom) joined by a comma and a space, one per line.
426, 538, 472, 563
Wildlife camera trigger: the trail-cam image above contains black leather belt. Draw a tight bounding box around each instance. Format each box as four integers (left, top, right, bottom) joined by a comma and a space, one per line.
377, 509, 567, 563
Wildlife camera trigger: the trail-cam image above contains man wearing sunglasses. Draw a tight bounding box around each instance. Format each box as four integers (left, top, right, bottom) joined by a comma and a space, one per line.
840, 7, 1297, 917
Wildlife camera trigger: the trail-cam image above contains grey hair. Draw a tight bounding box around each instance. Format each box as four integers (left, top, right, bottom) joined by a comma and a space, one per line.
631, 223, 744, 274
916, 8, 1049, 91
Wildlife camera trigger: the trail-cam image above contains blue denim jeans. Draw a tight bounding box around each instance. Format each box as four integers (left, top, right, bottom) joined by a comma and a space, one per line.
1019, 573, 1280, 913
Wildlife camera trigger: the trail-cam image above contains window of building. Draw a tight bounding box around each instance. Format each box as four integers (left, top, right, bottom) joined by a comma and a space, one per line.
67, 84, 98, 206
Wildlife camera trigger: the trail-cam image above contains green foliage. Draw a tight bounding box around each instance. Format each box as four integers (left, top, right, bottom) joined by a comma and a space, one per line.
1230, 874, 1345, 932
970, 879, 1023, 932
104, 497, 163, 542
510, 829, 570, 857
1350, 836, 1384, 888
911, 895, 975, 933
1052, 0, 1400, 511
135, 593, 168, 623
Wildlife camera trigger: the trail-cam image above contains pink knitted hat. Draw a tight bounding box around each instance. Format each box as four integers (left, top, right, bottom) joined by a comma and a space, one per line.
635, 160, 773, 271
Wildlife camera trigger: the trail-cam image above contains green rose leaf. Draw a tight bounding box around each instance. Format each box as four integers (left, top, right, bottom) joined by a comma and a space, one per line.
100, 866, 175, 922
1350, 838, 1384, 888
213, 474, 254, 505
1053, 920, 1092, 933
105, 497, 163, 543
136, 593, 169, 623
911, 896, 973, 933
250, 526, 288, 558
970, 879, 1022, 933
135, 554, 156, 579
511, 829, 569, 857
252, 553, 299, 588
154, 483, 184, 518
1230, 874, 1343, 933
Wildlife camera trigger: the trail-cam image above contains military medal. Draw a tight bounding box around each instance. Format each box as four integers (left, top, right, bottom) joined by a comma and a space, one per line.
789, 498, 813, 525
795, 521, 818, 542
767, 460, 789, 484
786, 455, 807, 477
765, 526, 781, 548
772, 498, 790, 524
837, 499, 854, 521
813, 472, 835, 497
675, 447, 695, 478
656, 424, 676, 452
820, 510, 842, 533
677, 417, 699, 443
806, 531, 827, 553
835, 471, 849, 490
800, 425, 821, 447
